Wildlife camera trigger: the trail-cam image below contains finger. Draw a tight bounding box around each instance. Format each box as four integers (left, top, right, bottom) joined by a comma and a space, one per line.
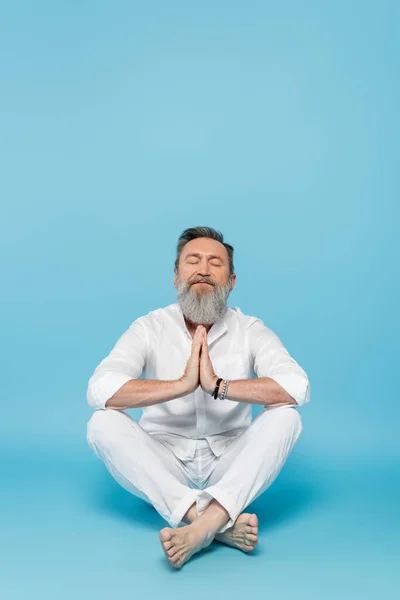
200, 340, 209, 364
192, 326, 203, 341
191, 327, 203, 355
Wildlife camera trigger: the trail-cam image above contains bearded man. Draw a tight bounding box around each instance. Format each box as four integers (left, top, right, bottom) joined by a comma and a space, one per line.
86, 226, 310, 569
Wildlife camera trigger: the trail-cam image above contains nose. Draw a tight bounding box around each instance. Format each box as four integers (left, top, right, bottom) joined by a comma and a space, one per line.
197, 265, 211, 277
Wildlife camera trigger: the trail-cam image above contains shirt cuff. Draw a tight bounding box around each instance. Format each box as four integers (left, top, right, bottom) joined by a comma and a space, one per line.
87, 372, 135, 410
268, 371, 310, 406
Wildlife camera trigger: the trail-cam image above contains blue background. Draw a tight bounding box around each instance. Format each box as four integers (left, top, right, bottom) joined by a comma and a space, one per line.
1, 1, 399, 597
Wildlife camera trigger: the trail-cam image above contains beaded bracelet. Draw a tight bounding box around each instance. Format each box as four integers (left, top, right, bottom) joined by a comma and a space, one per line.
219, 379, 230, 400
212, 378, 223, 399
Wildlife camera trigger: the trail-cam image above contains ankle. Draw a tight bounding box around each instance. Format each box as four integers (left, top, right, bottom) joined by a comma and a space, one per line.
182, 503, 198, 524
190, 518, 215, 542
191, 506, 229, 536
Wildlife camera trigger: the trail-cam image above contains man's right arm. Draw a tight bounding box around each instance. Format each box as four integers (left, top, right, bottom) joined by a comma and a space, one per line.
104, 378, 189, 410
86, 320, 204, 411
86, 318, 152, 410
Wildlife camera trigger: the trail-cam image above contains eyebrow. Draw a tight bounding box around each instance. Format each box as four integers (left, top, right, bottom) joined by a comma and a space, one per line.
184, 253, 224, 261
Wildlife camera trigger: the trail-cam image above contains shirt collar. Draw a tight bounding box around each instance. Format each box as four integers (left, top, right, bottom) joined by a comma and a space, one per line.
174, 303, 228, 346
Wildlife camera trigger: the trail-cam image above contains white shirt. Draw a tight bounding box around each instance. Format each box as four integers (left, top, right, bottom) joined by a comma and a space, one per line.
86, 303, 310, 460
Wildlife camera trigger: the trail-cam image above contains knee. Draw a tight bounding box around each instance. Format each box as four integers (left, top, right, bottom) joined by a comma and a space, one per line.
86, 408, 124, 449
290, 408, 303, 438
269, 405, 303, 438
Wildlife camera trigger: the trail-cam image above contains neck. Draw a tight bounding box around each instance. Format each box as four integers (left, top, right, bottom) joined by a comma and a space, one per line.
184, 316, 213, 337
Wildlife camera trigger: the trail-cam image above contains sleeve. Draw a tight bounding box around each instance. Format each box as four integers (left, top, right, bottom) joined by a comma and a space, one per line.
248, 318, 311, 406
86, 318, 148, 410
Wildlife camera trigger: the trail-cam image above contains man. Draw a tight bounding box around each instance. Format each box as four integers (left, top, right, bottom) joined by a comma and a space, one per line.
86, 226, 310, 570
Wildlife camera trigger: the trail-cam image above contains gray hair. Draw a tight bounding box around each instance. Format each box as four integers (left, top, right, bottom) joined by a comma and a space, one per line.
174, 226, 235, 276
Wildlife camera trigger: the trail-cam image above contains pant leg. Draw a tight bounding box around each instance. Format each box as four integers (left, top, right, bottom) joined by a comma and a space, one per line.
86, 408, 201, 528
195, 405, 303, 534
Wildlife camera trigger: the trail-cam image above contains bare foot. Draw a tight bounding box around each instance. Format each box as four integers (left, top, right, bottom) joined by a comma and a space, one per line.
159, 521, 214, 569
214, 513, 258, 552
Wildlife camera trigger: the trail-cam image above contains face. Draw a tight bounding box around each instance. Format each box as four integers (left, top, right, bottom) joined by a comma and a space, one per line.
174, 237, 236, 325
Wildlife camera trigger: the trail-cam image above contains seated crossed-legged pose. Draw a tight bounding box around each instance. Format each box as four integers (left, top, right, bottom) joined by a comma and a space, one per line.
86, 225, 311, 570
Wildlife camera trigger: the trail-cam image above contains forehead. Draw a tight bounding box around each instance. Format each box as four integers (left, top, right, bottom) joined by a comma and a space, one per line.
181, 237, 228, 260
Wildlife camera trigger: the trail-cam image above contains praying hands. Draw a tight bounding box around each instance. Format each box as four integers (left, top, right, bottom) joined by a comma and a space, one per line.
179, 326, 219, 396
178, 324, 297, 408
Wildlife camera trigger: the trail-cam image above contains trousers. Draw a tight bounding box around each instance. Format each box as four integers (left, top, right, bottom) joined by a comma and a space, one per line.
86, 404, 302, 534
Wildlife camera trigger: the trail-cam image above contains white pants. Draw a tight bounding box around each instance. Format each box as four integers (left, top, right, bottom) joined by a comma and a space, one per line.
86, 405, 302, 534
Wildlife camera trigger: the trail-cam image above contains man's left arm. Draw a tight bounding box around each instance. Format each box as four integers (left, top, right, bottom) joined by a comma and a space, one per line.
225, 319, 311, 408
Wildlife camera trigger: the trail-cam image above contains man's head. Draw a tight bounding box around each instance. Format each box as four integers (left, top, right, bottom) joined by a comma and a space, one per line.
173, 226, 237, 325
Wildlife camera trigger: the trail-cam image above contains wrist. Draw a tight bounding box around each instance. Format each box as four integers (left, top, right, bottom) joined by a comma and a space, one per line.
218, 378, 230, 400
209, 375, 222, 397
176, 377, 195, 397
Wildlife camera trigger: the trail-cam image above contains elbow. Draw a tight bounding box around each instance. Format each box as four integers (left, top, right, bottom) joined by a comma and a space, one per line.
86, 387, 98, 410
103, 394, 124, 411
86, 371, 134, 411
287, 393, 300, 406
268, 372, 311, 408
86, 380, 106, 411
293, 377, 311, 407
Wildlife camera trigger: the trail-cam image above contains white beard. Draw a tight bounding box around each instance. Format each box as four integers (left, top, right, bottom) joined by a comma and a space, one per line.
176, 276, 231, 325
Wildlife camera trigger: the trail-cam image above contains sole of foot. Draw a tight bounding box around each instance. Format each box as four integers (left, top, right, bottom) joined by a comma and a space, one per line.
214, 512, 258, 552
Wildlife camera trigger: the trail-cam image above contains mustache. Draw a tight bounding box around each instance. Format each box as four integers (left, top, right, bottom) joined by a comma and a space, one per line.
190, 278, 215, 286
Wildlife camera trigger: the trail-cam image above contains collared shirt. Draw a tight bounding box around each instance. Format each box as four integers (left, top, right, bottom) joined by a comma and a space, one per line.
86, 303, 310, 460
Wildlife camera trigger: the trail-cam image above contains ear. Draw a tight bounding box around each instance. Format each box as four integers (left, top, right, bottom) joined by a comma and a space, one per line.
173, 268, 178, 289
229, 273, 237, 292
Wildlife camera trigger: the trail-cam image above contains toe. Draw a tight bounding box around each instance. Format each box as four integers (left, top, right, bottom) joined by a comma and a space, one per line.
163, 540, 173, 551
159, 528, 174, 543
246, 524, 258, 534
170, 554, 182, 568
246, 525, 255, 533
